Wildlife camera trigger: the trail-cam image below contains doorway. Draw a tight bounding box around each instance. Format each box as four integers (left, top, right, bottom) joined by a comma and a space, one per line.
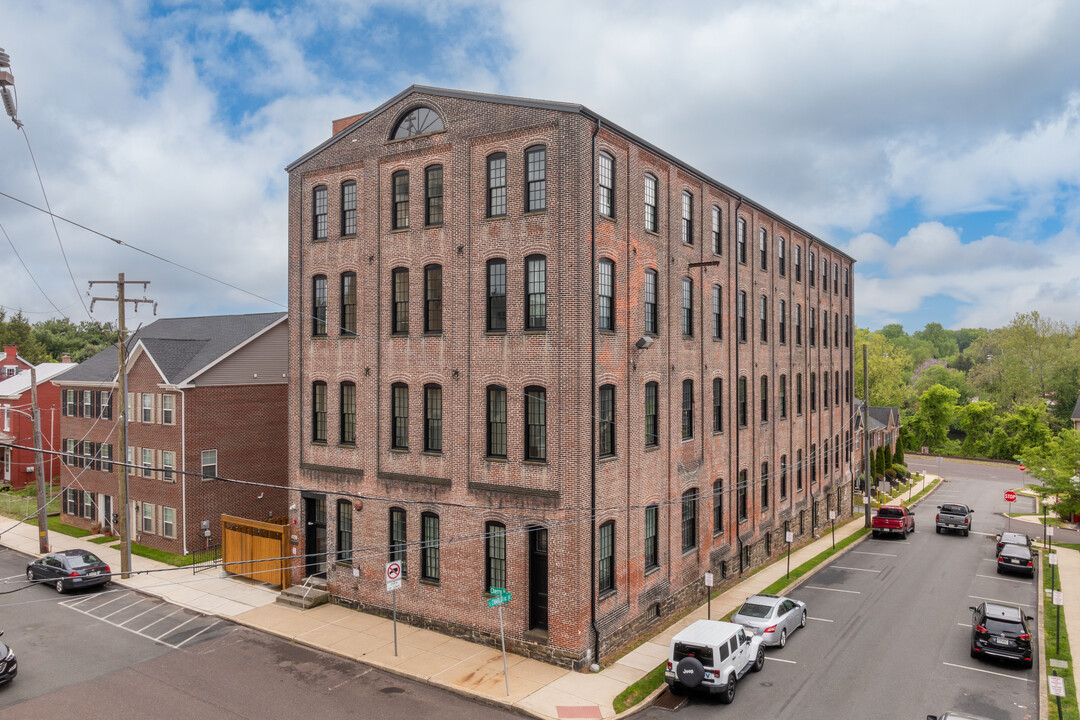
528, 526, 548, 632
102, 495, 113, 534
303, 495, 327, 577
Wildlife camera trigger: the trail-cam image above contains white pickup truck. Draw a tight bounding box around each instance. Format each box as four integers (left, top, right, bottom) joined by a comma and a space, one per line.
936, 503, 974, 536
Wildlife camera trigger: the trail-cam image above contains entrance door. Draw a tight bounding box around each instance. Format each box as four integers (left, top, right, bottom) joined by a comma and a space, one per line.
102, 495, 113, 533
304, 496, 327, 577
528, 526, 548, 631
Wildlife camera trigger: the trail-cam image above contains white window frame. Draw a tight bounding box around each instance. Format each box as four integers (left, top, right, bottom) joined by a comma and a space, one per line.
83, 390, 93, 417
141, 448, 153, 478
100, 391, 111, 418
101, 444, 112, 472
162, 506, 176, 539
141, 394, 153, 423
162, 450, 175, 482
161, 394, 175, 425
2, 404, 9, 432
83, 491, 94, 519
141, 503, 155, 534
67, 390, 78, 416
201, 449, 218, 479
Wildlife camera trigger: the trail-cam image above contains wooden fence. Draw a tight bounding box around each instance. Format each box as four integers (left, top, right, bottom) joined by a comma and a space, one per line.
221, 515, 291, 589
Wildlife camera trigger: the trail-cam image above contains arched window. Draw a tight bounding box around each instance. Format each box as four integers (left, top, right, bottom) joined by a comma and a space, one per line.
598, 520, 615, 593
487, 152, 507, 217
598, 384, 615, 457
487, 385, 507, 458
311, 381, 327, 443
525, 255, 547, 330
312, 275, 327, 336
340, 381, 355, 445
681, 490, 698, 551
525, 386, 547, 461
340, 272, 356, 335
644, 174, 658, 232
421, 512, 440, 581
312, 185, 327, 240
340, 181, 356, 235
391, 383, 408, 450
424, 264, 442, 333
391, 106, 444, 139
391, 170, 409, 229
424, 384, 442, 453
485, 521, 507, 591
526, 145, 547, 212
645, 381, 659, 446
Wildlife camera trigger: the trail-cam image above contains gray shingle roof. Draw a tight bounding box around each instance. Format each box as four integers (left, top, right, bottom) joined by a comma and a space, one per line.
1072, 393, 1080, 420
58, 313, 286, 385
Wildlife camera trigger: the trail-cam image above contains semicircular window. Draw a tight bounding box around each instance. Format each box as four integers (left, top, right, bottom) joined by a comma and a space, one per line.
392, 107, 445, 139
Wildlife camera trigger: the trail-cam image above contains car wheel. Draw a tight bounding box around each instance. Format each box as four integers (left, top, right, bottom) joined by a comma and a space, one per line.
779, 629, 787, 648
799, 611, 807, 628
935, 526, 941, 534
668, 684, 685, 696
1022, 659, 1033, 669
55, 579, 65, 594
970, 647, 978, 659
963, 529, 969, 537
752, 646, 765, 672
719, 675, 736, 705
26, 568, 34, 582
996, 566, 1003, 574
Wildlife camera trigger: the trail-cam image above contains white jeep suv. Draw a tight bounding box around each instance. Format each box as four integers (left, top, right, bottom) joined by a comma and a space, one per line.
664, 619, 765, 703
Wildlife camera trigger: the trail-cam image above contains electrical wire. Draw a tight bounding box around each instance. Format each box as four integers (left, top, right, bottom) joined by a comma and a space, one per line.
0, 221, 67, 316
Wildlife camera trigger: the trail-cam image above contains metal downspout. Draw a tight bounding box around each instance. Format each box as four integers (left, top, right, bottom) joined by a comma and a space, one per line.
181, 389, 187, 555
590, 118, 601, 668
732, 197, 743, 573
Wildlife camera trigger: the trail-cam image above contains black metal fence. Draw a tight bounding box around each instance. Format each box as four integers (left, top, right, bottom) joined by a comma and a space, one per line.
191, 544, 221, 574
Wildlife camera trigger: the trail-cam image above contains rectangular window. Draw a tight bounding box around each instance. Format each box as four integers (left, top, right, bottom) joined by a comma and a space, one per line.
811, 444, 817, 484
736, 218, 747, 263
487, 386, 507, 458
712, 377, 723, 433
393, 267, 408, 334
778, 238, 786, 276
836, 370, 841, 405
844, 267, 850, 297
313, 186, 327, 239
141, 394, 153, 423
598, 152, 614, 217
681, 491, 697, 551
162, 450, 174, 482
797, 450, 804, 491
761, 462, 770, 510
822, 309, 829, 346
835, 312, 840, 348
644, 270, 658, 335
760, 375, 769, 422
390, 508, 407, 574
392, 171, 409, 229
644, 174, 658, 232
645, 382, 659, 446
341, 382, 356, 445
101, 444, 112, 473
796, 304, 803, 345
424, 265, 442, 333
833, 263, 839, 294
712, 206, 722, 254
341, 272, 357, 335
66, 389, 77, 416
645, 505, 659, 569
760, 295, 768, 342
487, 153, 507, 217
313, 275, 328, 336
312, 382, 327, 442
392, 384, 408, 450
737, 377, 747, 427
681, 192, 693, 244
337, 500, 352, 562
778, 299, 786, 344
810, 373, 817, 412
425, 165, 443, 226
759, 228, 768, 270
598, 521, 614, 593
809, 251, 816, 286
341, 181, 356, 235
141, 448, 153, 478
525, 386, 547, 461
796, 374, 803, 415
485, 522, 507, 591
424, 384, 441, 453
84, 390, 94, 418
161, 394, 174, 425
526, 255, 547, 330
598, 385, 615, 457
598, 259, 614, 331
780, 456, 788, 499
795, 245, 802, 281
83, 490, 94, 519
824, 372, 830, 408
142, 503, 155, 533
421, 513, 440, 581
809, 309, 816, 347
64, 488, 77, 515
681, 380, 694, 440
201, 449, 217, 478
713, 480, 723, 534
487, 260, 506, 332
822, 257, 828, 289
526, 146, 547, 212
681, 278, 693, 336
712, 285, 722, 339
779, 375, 787, 419
162, 506, 176, 539
101, 391, 113, 419
738, 470, 748, 521
737, 291, 747, 342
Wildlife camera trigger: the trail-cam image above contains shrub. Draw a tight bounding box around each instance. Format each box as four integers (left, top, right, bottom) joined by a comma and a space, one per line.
885, 468, 897, 480
892, 463, 908, 477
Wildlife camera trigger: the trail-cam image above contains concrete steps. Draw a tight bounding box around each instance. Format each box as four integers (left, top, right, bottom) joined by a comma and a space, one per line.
276, 576, 330, 609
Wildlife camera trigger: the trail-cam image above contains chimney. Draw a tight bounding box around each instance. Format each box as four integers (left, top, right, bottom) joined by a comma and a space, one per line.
3, 345, 15, 361
332, 112, 366, 136
61, 355, 72, 363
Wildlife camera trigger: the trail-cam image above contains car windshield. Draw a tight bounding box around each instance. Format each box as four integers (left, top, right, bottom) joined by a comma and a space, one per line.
68, 553, 103, 568
738, 602, 773, 618
941, 504, 966, 513
1001, 533, 1026, 544
877, 508, 903, 518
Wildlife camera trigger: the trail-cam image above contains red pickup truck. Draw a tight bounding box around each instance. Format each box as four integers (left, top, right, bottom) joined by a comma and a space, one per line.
872, 506, 915, 538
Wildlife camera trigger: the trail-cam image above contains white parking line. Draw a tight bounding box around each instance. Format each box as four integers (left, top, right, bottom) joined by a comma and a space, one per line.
831, 566, 881, 573
175, 620, 220, 648
851, 551, 897, 557
804, 585, 861, 594
60, 594, 193, 650
768, 657, 797, 664
969, 595, 1034, 608
102, 600, 144, 620
157, 615, 198, 640
976, 574, 1034, 585
138, 608, 181, 633
941, 662, 1034, 682
971, 532, 997, 537
119, 604, 161, 627
1, 574, 25, 581
69, 593, 125, 611
808, 617, 834, 623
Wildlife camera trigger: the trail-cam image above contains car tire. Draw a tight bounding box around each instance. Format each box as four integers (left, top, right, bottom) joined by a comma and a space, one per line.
970, 647, 978, 659
779, 629, 787, 648
996, 566, 1003, 574
752, 646, 765, 672
668, 684, 685, 696
719, 675, 736, 705
1022, 659, 1033, 669
55, 579, 65, 594
26, 568, 34, 582
963, 529, 969, 537
799, 611, 807, 628
935, 526, 941, 534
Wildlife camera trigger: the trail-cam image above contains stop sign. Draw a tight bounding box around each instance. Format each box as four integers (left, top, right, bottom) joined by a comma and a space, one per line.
1004, 490, 1017, 503
1018, 464, 1026, 472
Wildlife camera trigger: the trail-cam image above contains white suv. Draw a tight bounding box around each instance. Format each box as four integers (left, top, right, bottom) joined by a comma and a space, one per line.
664, 619, 766, 703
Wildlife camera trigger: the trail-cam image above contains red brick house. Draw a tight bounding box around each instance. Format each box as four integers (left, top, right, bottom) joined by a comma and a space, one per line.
286, 87, 857, 668
0, 358, 75, 489
853, 400, 900, 484
56, 313, 288, 555
1, 345, 33, 379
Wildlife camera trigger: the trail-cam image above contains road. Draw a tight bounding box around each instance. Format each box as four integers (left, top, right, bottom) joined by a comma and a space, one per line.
642, 458, 1041, 720
0, 547, 516, 720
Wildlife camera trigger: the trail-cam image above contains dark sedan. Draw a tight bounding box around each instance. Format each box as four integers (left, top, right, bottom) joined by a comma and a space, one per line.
996, 531, 1032, 556
997, 544, 1035, 578
0, 631, 15, 685
26, 550, 111, 593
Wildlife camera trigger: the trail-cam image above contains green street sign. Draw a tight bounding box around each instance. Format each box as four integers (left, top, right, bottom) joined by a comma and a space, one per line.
488, 588, 511, 607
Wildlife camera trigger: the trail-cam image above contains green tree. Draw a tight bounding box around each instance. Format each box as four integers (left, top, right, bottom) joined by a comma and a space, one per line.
914, 322, 959, 359
967, 311, 1071, 408
855, 328, 912, 408
955, 328, 987, 354
1019, 430, 1080, 522
0, 310, 50, 363
912, 364, 970, 402
908, 384, 961, 452
894, 441, 905, 468
883, 442, 893, 470
956, 400, 998, 457
33, 318, 117, 363
988, 402, 1053, 461
879, 324, 908, 343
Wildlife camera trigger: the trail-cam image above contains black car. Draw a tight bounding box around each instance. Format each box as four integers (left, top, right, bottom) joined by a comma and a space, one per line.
0, 631, 16, 685
969, 602, 1034, 668
996, 531, 1032, 556
997, 544, 1035, 578
26, 550, 111, 593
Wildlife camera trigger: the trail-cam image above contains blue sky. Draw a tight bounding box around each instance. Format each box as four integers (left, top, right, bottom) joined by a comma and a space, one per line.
2, 0, 1080, 335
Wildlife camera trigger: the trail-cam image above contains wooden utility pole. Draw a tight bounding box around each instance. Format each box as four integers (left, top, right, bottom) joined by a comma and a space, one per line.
89, 273, 155, 578
30, 367, 49, 553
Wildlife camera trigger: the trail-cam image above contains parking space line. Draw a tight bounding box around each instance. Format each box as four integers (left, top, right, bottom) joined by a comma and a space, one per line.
119, 604, 161, 627
976, 574, 1034, 585
138, 608, 181, 633
851, 551, 896, 557
941, 662, 1034, 682
1, 574, 25, 581
75, 593, 127, 612
971, 532, 996, 537
60, 594, 186, 650
804, 585, 861, 594
873, 541, 910, 545
102, 600, 144, 620
157, 615, 198, 640
831, 566, 881, 573
808, 617, 834, 623
768, 657, 797, 664
174, 620, 219, 648
968, 595, 1034, 608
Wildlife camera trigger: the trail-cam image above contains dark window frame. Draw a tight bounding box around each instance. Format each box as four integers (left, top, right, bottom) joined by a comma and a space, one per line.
312, 275, 327, 336
487, 152, 507, 218
644, 173, 658, 233
598, 258, 615, 331
645, 505, 659, 569
598, 520, 615, 594
712, 205, 722, 254
392, 267, 409, 335
424, 264, 443, 333
487, 259, 507, 332
392, 170, 409, 230
391, 383, 409, 450
340, 381, 356, 445
644, 269, 658, 335
313, 185, 328, 240
712, 377, 723, 433
341, 180, 356, 236
598, 384, 615, 457
312, 381, 327, 443
525, 385, 547, 462
681, 277, 693, 336
421, 512, 440, 582
485, 521, 507, 592
645, 381, 659, 446
598, 152, 614, 218
486, 385, 507, 458
341, 272, 357, 335
681, 191, 694, 245
681, 379, 694, 440
526, 145, 547, 212
525, 255, 547, 330
681, 489, 698, 552
424, 384, 442, 453
425, 164, 444, 226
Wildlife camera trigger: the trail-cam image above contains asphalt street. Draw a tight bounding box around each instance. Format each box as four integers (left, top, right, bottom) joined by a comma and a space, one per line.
642, 459, 1041, 720
0, 547, 517, 720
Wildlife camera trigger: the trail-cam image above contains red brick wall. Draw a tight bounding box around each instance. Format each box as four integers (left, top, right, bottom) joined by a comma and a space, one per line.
3, 380, 64, 489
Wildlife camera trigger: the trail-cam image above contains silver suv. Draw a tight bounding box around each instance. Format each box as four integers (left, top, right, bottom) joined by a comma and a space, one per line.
665, 619, 765, 703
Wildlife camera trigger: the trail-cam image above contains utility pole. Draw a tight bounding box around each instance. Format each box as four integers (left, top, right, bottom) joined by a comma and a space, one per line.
1, 47, 24, 128
862, 344, 872, 528
90, 273, 155, 578
30, 367, 49, 553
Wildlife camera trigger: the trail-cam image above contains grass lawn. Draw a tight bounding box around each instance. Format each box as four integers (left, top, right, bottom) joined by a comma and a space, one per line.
612, 661, 667, 713
109, 542, 194, 567
89, 535, 115, 544
1043, 552, 1078, 720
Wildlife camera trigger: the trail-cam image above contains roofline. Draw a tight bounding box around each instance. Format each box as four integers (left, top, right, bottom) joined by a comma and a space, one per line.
176, 314, 288, 387
126, 341, 171, 387
286, 85, 855, 263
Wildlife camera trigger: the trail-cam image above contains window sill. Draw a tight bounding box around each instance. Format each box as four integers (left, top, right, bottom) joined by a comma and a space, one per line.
597, 213, 615, 223
598, 588, 617, 601
484, 331, 507, 337
389, 447, 409, 454
680, 436, 694, 443
341, 234, 357, 240
712, 336, 722, 342
340, 332, 357, 339
421, 450, 442, 457
311, 334, 328, 339
598, 330, 616, 336
644, 444, 660, 453
645, 229, 660, 237
738, 518, 748, 524
390, 227, 410, 234
644, 565, 661, 578
423, 331, 443, 337
524, 210, 547, 217
312, 238, 328, 244
597, 454, 618, 463
523, 328, 547, 335
712, 430, 724, 436
681, 547, 697, 558
311, 441, 328, 447
522, 459, 547, 467
424, 223, 444, 230
419, 578, 440, 587
335, 560, 353, 569
681, 334, 694, 340
485, 456, 508, 463
338, 442, 357, 449
483, 215, 506, 222
391, 332, 409, 338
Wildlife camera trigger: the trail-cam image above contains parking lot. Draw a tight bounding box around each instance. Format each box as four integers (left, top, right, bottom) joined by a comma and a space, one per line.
643, 467, 1040, 720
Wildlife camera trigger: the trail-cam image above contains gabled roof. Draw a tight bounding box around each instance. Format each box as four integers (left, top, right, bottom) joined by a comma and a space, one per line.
289, 85, 854, 263
1072, 394, 1080, 421
0, 362, 77, 399
869, 406, 899, 428
58, 313, 286, 386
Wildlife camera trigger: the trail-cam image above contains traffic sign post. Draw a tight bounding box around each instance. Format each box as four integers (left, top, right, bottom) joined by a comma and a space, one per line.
386, 562, 402, 656
1054, 589, 1064, 653
829, 510, 836, 549
487, 587, 511, 697
705, 573, 714, 619
1005, 490, 1016, 532
785, 523, 793, 579
1050, 671, 1065, 720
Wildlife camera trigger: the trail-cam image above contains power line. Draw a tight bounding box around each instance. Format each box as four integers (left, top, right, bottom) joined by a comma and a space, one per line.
0, 221, 67, 316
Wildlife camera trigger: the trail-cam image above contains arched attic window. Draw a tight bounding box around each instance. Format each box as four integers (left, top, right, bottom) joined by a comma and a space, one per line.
391, 107, 445, 139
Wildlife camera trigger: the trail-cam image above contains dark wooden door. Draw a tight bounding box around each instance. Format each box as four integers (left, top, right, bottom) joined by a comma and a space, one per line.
304, 496, 326, 577
528, 527, 548, 631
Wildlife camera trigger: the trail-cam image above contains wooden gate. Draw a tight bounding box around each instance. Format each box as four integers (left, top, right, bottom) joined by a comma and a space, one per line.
221, 515, 291, 589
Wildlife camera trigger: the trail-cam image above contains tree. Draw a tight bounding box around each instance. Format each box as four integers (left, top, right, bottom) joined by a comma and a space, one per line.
875, 446, 886, 477
988, 402, 1053, 461
956, 401, 998, 457
913, 364, 970, 403
1019, 430, 1080, 522
879, 324, 908, 343
914, 322, 959, 359
908, 384, 961, 452
883, 442, 893, 470
955, 328, 987, 354
894, 441, 905, 468
967, 311, 1072, 409
33, 318, 117, 363
0, 310, 50, 364
855, 328, 912, 408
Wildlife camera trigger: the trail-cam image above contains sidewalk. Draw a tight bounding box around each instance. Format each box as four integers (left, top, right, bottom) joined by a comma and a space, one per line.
1049, 547, 1080, 707
0, 474, 936, 719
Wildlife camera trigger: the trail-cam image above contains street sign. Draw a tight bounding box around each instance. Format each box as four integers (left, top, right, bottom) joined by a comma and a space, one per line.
829, 510, 836, 520
488, 593, 510, 608
386, 561, 402, 582
704, 572, 714, 587
1004, 490, 1017, 503
386, 578, 402, 592
1050, 553, 1058, 566
1054, 590, 1064, 606
1019, 464, 1026, 472
1048, 526, 1055, 538
786, 531, 794, 543
1049, 675, 1066, 697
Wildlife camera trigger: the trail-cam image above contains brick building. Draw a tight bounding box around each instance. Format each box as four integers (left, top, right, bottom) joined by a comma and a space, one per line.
0, 357, 74, 489
1, 345, 33, 379
285, 86, 857, 668
56, 313, 288, 555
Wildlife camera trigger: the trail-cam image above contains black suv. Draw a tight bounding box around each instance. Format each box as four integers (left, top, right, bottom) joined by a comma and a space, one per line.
969, 602, 1034, 668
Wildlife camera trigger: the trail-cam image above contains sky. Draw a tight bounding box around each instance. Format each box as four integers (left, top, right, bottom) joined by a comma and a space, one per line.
2, 0, 1079, 336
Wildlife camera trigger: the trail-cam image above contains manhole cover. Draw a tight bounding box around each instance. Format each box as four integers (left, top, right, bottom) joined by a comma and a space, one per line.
380, 687, 405, 694
652, 689, 687, 711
